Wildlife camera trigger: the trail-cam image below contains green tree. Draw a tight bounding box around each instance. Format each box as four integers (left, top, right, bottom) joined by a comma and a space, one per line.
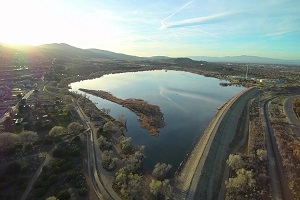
256, 149, 267, 161
49, 126, 64, 137
226, 168, 255, 195
45, 196, 59, 200
226, 154, 245, 170
101, 150, 117, 171
63, 95, 73, 103
149, 179, 162, 196
66, 104, 75, 113
103, 121, 116, 133
0, 132, 15, 154
19, 131, 38, 150
115, 169, 142, 199
67, 122, 83, 135
57, 189, 70, 200
98, 135, 112, 150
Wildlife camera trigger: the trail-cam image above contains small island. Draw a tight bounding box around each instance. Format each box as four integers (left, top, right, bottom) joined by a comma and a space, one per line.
79, 88, 165, 135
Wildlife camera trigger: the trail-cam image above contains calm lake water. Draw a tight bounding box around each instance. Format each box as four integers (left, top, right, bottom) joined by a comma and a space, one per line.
70, 70, 244, 174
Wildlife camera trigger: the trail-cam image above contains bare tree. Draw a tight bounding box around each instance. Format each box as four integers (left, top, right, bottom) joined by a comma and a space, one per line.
152, 162, 172, 180
119, 136, 132, 154
161, 179, 172, 198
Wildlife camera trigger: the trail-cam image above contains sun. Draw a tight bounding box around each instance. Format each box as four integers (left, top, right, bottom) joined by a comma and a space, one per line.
0, 0, 57, 46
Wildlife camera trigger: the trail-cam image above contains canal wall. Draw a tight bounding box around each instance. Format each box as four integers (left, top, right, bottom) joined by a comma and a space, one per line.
174, 87, 259, 199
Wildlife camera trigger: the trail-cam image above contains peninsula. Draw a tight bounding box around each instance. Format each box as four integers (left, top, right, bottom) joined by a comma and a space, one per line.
79, 88, 165, 135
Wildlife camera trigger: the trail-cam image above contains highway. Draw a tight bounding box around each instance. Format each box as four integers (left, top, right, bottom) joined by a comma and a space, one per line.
261, 97, 293, 200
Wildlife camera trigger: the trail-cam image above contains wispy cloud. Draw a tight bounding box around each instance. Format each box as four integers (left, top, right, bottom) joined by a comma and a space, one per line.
262, 31, 289, 38
161, 1, 193, 29
162, 12, 235, 29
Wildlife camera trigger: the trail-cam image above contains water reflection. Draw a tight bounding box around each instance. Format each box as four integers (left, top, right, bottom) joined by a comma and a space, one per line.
70, 70, 244, 174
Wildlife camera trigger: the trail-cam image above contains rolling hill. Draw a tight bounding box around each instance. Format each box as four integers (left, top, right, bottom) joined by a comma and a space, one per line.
1, 42, 299, 65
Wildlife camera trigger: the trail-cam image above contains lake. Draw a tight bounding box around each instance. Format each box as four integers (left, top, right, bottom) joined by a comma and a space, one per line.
70, 70, 244, 174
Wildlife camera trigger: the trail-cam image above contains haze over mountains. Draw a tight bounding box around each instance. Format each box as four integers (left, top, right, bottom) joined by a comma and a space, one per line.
0, 42, 299, 65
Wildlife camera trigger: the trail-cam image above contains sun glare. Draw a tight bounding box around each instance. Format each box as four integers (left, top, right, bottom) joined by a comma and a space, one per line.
0, 0, 59, 45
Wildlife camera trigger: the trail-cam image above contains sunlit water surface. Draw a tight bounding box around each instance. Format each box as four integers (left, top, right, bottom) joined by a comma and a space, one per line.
70, 70, 244, 174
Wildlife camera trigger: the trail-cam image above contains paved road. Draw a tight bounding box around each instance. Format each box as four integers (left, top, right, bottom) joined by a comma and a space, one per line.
0, 89, 34, 124
283, 95, 300, 137
261, 98, 293, 200
75, 100, 121, 200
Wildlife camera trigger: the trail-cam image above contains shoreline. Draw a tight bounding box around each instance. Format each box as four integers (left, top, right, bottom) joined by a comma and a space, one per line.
174, 87, 257, 197
78, 88, 165, 135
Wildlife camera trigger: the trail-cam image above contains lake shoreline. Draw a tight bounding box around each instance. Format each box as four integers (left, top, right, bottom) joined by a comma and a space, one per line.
79, 88, 165, 135
70, 70, 245, 175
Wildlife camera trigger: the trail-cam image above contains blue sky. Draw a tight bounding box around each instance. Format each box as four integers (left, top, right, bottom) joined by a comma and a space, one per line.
1, 0, 299, 59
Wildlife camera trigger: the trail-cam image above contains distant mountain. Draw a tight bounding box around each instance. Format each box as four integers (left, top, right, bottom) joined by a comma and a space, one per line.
2, 42, 299, 65
0, 43, 142, 61
145, 56, 171, 60
190, 55, 300, 65
40, 43, 129, 60
88, 48, 140, 60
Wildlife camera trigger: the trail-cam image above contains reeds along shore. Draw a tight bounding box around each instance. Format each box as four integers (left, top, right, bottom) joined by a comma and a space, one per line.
79, 88, 165, 135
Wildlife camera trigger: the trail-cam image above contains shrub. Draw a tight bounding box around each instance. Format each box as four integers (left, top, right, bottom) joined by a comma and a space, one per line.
48, 175, 58, 185
57, 189, 70, 200
35, 187, 46, 198
5, 162, 21, 175
79, 187, 88, 196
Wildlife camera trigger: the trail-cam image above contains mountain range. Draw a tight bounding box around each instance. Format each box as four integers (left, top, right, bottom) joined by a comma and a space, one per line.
0, 42, 299, 65
190, 56, 300, 65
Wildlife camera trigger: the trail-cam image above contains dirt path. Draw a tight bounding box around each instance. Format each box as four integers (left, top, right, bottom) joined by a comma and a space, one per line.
20, 151, 53, 200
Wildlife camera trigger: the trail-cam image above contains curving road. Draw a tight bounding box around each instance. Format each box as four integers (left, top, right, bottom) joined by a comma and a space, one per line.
75, 100, 121, 200
283, 95, 300, 137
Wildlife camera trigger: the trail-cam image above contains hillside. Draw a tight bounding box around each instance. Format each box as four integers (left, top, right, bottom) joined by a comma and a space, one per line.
1, 42, 299, 65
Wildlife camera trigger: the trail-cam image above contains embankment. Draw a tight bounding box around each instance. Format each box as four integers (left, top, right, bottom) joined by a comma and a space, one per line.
174, 87, 259, 199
